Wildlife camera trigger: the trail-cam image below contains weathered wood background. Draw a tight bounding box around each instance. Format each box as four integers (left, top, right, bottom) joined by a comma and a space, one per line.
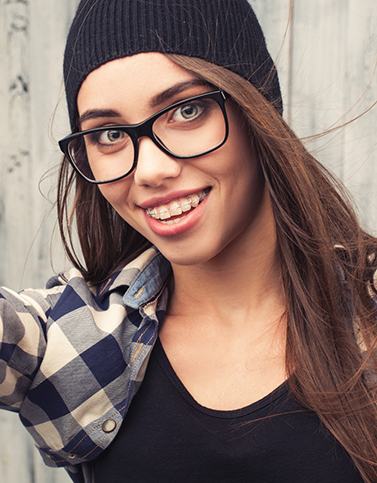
0, 0, 376, 481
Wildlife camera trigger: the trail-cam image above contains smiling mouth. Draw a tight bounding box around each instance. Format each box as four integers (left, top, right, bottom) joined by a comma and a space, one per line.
145, 188, 210, 225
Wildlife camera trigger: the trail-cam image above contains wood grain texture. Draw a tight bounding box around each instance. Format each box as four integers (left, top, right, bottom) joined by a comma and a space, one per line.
0, 1, 376, 481
252, 0, 377, 232
0, 2, 78, 482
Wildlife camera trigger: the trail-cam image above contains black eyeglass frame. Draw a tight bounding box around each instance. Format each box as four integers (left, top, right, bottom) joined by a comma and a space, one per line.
59, 90, 230, 185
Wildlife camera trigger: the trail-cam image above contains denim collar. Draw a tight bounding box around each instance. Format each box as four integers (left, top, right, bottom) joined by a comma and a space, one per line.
96, 247, 171, 308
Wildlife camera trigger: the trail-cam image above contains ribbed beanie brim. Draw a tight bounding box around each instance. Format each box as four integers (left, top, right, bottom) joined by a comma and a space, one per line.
64, 0, 282, 127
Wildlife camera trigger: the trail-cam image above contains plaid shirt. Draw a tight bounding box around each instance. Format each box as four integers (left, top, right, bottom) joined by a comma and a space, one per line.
1, 246, 376, 483
0, 247, 171, 483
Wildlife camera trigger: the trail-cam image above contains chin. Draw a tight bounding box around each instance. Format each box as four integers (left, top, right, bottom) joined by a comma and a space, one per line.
157, 242, 226, 267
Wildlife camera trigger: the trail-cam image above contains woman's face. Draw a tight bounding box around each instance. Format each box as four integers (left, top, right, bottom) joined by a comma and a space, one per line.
77, 53, 275, 266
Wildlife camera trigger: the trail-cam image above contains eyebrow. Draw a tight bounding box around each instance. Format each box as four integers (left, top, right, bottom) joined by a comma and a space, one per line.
79, 109, 120, 124
78, 79, 210, 125
149, 79, 209, 108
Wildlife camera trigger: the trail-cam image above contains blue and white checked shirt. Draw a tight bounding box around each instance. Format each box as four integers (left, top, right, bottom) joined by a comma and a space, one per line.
0, 246, 377, 483
0, 247, 171, 483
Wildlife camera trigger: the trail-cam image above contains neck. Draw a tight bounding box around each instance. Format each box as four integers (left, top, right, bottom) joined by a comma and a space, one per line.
167, 212, 285, 331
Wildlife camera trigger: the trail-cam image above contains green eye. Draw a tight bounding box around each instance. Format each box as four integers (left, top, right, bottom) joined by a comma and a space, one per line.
102, 130, 124, 143
171, 102, 203, 123
180, 105, 199, 119
86, 129, 130, 151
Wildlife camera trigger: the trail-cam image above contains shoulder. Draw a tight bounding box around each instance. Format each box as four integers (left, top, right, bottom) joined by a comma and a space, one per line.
22, 248, 170, 468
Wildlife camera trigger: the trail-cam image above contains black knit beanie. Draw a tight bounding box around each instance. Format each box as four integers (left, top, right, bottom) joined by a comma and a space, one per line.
64, 0, 282, 128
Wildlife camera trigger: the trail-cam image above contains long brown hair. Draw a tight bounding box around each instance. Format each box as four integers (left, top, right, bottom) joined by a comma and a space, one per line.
57, 54, 377, 480
57, 146, 151, 284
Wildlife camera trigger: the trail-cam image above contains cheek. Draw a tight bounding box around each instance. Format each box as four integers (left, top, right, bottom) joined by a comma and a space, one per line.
98, 179, 133, 217
226, 128, 260, 185
222, 117, 265, 216
98, 185, 119, 210
98, 178, 153, 240
225, 104, 256, 162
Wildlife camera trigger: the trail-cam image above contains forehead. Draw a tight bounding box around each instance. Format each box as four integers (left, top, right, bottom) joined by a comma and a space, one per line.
76, 53, 200, 121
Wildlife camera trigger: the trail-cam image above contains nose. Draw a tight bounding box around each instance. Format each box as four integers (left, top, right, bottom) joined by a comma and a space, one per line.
133, 136, 182, 187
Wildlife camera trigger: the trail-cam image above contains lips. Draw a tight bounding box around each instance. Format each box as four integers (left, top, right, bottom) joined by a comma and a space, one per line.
145, 189, 210, 224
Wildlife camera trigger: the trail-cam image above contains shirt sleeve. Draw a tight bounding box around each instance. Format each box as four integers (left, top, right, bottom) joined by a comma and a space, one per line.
0, 279, 66, 411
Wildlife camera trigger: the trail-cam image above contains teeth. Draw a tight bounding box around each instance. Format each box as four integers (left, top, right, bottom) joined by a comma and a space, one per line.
190, 194, 200, 208
180, 198, 191, 212
146, 189, 209, 220
158, 206, 170, 220
169, 202, 183, 216
160, 215, 186, 225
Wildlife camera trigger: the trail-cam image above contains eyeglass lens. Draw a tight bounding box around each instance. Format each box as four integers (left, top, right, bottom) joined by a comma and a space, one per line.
66, 96, 226, 183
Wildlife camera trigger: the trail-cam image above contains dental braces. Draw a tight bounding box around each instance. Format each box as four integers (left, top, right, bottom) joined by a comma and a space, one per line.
146, 190, 209, 219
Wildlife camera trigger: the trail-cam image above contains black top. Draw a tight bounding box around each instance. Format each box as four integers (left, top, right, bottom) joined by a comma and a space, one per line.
93, 338, 363, 482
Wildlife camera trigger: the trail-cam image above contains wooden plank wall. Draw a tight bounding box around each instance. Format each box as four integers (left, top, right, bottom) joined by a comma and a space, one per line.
253, 0, 377, 231
0, 1, 376, 481
0, 2, 79, 482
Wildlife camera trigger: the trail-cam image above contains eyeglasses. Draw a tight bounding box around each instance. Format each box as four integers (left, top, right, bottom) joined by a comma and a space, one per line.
58, 90, 230, 184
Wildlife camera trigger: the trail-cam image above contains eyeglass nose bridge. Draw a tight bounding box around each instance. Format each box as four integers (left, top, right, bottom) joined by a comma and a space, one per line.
128, 114, 175, 166
130, 115, 155, 141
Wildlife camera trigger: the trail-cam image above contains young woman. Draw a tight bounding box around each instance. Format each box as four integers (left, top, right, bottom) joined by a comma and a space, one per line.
1, 0, 377, 482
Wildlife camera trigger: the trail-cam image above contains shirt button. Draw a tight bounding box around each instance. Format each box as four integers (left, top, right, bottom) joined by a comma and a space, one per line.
102, 419, 117, 433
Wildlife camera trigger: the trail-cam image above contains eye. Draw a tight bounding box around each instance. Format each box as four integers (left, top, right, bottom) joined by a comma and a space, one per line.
171, 102, 203, 122
98, 129, 125, 145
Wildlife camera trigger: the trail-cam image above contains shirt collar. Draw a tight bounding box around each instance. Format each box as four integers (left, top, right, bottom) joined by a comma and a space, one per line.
96, 247, 171, 308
